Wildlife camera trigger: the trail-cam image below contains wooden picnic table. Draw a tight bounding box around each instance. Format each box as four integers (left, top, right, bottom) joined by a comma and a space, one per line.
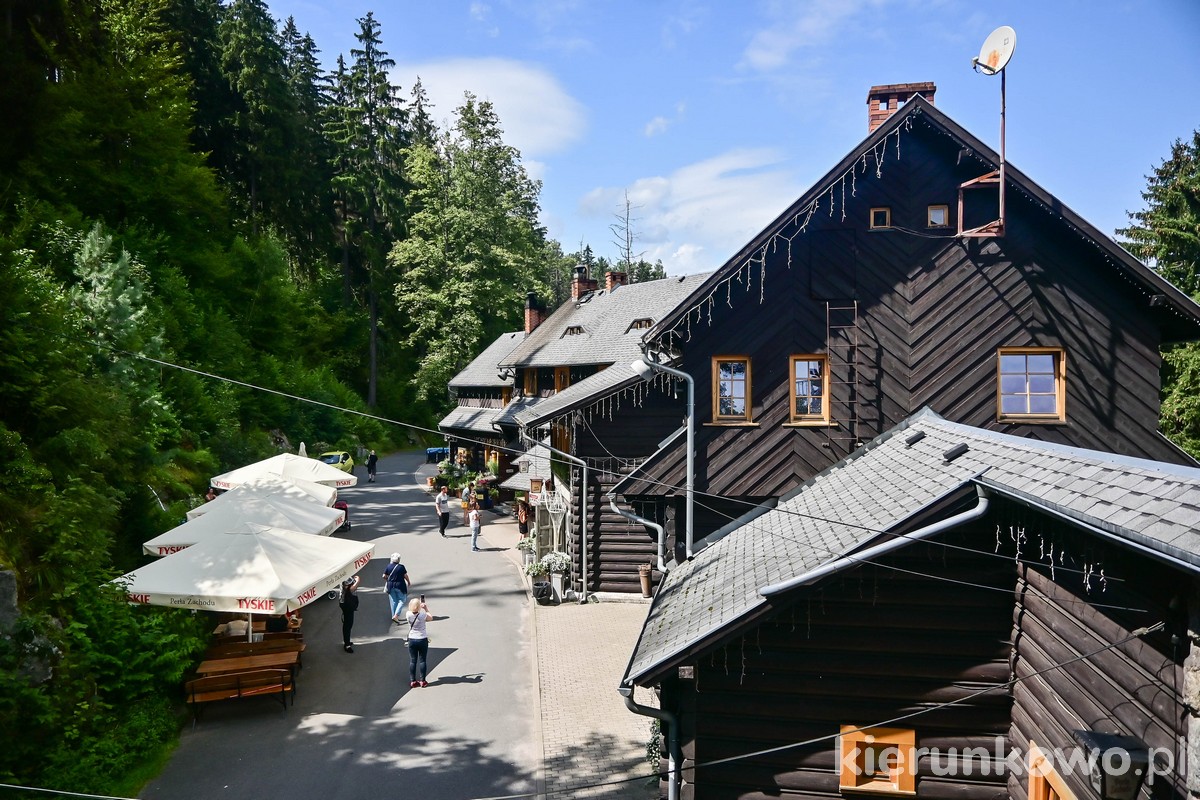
196, 651, 301, 682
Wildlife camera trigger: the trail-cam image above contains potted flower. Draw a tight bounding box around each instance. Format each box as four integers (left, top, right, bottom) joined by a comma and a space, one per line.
516, 535, 536, 566
524, 559, 548, 578
541, 551, 571, 601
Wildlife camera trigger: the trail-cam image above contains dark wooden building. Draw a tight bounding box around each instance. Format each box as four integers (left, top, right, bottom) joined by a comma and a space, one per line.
610, 85, 1200, 554
442, 271, 709, 593
438, 330, 523, 476
622, 410, 1196, 800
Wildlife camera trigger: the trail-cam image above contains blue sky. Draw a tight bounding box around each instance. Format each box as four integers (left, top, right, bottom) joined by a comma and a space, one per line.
267, 0, 1200, 275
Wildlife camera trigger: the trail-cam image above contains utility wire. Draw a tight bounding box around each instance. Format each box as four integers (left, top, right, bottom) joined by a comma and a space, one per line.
104, 342, 1133, 604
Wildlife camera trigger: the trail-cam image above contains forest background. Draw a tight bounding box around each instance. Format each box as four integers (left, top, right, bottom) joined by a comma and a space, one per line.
0, 0, 1194, 796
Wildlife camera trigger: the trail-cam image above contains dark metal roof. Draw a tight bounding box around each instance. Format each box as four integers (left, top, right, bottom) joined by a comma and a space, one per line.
623, 408, 1200, 687
437, 405, 507, 436
448, 331, 524, 389
500, 274, 711, 369
645, 95, 1200, 345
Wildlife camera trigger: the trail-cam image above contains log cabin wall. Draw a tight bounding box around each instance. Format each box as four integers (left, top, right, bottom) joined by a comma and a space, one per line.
566, 466, 660, 594
674, 528, 1015, 800
1007, 529, 1188, 800
567, 393, 691, 592
634, 115, 1189, 531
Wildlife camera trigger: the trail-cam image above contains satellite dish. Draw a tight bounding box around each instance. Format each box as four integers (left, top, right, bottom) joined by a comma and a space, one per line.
972, 25, 1016, 75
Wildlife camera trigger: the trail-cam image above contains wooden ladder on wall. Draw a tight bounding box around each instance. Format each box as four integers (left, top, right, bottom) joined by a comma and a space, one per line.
826, 300, 860, 446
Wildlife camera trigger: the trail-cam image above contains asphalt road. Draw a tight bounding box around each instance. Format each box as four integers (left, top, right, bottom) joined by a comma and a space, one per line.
141, 450, 537, 800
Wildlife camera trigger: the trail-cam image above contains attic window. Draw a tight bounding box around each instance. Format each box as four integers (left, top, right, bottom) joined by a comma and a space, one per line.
997, 347, 1066, 423
870, 208, 891, 229
563, 326, 585, 337
627, 318, 653, 332
927, 205, 949, 227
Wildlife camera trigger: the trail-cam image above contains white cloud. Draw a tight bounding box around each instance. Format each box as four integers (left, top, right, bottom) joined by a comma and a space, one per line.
579, 148, 803, 275
741, 0, 881, 72
394, 57, 587, 158
643, 102, 686, 138
644, 116, 670, 137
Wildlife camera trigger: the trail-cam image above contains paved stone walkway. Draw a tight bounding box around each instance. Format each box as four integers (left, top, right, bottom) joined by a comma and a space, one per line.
416, 463, 659, 799
535, 601, 659, 799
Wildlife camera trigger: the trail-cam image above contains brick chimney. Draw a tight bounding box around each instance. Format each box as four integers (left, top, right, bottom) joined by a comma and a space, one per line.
605, 270, 628, 292
867, 82, 935, 133
571, 265, 598, 300
524, 292, 545, 334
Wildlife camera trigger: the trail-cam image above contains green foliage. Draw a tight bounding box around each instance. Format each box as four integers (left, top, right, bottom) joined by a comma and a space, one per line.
393, 94, 551, 408
1119, 129, 1200, 456
0, 0, 553, 789
1160, 343, 1200, 459
1119, 129, 1200, 297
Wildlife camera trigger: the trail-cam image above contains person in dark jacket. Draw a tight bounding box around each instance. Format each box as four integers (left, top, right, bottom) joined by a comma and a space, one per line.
366, 450, 379, 482
339, 575, 360, 653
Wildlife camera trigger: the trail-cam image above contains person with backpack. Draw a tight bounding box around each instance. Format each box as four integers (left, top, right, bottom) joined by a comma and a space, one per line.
339, 575, 360, 653
383, 552, 410, 623
366, 450, 379, 482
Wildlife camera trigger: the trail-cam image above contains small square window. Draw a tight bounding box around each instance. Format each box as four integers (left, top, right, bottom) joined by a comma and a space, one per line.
997, 347, 1066, 422
839, 726, 916, 795
870, 208, 891, 229
927, 205, 949, 227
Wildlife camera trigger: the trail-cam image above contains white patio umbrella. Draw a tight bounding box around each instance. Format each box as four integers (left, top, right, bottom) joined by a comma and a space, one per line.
211, 453, 358, 490
145, 497, 346, 556
116, 524, 373, 623
187, 476, 335, 521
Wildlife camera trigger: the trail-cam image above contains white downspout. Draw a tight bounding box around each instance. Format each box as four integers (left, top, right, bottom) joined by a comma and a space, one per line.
609, 495, 668, 574
635, 356, 695, 560
759, 485, 990, 596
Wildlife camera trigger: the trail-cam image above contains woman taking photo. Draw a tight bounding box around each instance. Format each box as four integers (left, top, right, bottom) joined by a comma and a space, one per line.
406, 596, 433, 687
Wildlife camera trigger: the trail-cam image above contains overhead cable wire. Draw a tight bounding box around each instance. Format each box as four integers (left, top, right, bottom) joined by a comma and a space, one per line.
103, 341, 1130, 597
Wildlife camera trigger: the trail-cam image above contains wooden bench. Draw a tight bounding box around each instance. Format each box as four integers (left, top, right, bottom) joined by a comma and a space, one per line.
206, 639, 306, 666
184, 669, 294, 725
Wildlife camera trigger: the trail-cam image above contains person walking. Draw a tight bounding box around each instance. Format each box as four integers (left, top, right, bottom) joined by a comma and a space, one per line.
366, 449, 379, 483
383, 553, 410, 623
434, 485, 451, 537
469, 501, 482, 551
516, 500, 529, 536
338, 575, 360, 653
405, 596, 433, 687
461, 482, 474, 526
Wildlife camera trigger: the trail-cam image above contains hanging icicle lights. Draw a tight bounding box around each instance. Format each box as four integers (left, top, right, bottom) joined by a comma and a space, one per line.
659, 115, 916, 347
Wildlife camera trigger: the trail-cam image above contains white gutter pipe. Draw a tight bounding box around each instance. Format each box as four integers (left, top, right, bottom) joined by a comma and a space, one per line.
759, 485, 990, 597
522, 432, 590, 604
631, 356, 695, 560
619, 686, 680, 800
608, 495, 668, 574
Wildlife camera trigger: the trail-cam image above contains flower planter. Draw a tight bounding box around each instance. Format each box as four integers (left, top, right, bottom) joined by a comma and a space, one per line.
550, 572, 564, 602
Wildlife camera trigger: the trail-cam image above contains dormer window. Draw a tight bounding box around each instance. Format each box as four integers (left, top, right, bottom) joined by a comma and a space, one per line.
563, 326, 585, 337
870, 208, 891, 229
627, 318, 653, 332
